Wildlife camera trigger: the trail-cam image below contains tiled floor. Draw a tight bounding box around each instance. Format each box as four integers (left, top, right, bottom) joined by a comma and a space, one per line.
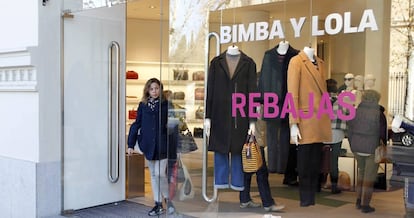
129, 150, 408, 218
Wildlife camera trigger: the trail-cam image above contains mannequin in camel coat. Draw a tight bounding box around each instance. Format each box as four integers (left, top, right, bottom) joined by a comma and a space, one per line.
287, 47, 332, 207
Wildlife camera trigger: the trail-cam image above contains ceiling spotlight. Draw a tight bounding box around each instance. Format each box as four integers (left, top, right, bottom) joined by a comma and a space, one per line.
149, 5, 156, 9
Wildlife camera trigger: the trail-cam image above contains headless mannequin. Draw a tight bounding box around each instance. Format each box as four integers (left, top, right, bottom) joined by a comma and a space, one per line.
227, 45, 241, 56
205, 45, 255, 137
277, 40, 289, 55
290, 46, 316, 145
364, 74, 375, 90
303, 46, 315, 62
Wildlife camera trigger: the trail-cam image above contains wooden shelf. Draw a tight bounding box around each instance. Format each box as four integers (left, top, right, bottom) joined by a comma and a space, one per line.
126, 79, 204, 86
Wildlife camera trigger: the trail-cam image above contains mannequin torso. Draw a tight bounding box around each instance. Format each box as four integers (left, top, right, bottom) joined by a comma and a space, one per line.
277, 40, 289, 55
227, 45, 240, 56
303, 46, 315, 62
364, 74, 375, 90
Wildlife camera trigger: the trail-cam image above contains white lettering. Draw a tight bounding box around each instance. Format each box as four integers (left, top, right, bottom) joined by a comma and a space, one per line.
256, 22, 269, 41
290, 17, 306, 38
220, 26, 231, 44
344, 12, 358, 33
312, 15, 324, 36
325, 13, 342, 35
269, 20, 285, 39
232, 25, 238, 43
239, 23, 255, 42
358, 9, 378, 32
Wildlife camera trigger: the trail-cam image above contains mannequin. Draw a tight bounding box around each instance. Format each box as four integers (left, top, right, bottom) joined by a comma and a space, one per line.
364, 74, 376, 90
287, 46, 332, 207
227, 45, 241, 56
343, 73, 355, 91
277, 40, 290, 55
354, 75, 364, 107
258, 40, 299, 181
205, 48, 257, 191
303, 46, 315, 62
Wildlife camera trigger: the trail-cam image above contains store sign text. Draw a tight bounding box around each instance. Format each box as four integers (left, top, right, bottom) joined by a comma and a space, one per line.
232, 92, 356, 120
220, 9, 378, 43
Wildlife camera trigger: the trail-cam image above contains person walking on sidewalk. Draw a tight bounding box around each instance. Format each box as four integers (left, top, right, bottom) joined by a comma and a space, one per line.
127, 78, 176, 216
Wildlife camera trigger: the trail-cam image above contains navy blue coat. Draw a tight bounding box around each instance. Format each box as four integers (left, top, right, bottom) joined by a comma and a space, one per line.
128, 99, 175, 160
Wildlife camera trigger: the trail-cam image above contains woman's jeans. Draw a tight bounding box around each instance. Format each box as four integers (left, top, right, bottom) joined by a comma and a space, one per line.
239, 147, 275, 207
147, 158, 169, 203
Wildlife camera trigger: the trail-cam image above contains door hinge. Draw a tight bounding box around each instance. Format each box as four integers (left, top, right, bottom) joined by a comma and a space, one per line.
62, 11, 74, 19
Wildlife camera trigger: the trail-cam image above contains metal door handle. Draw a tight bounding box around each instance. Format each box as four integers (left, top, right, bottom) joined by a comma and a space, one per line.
108, 41, 120, 183
202, 32, 220, 202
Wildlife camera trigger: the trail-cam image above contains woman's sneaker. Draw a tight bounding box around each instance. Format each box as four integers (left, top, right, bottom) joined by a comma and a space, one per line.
240, 200, 261, 208
264, 204, 285, 212
148, 205, 165, 216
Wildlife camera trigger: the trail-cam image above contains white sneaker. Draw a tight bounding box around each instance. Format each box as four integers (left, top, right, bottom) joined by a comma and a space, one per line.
264, 204, 285, 212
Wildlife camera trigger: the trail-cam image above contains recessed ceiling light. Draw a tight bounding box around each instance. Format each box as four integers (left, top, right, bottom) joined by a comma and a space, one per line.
149, 5, 156, 9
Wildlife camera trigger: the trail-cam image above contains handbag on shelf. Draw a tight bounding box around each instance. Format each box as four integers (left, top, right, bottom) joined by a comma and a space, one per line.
192, 71, 205, 81
193, 127, 203, 138
242, 134, 263, 173
178, 128, 198, 154
128, 108, 137, 120
126, 70, 138, 79
173, 91, 185, 100
194, 88, 204, 100
375, 142, 387, 163
195, 106, 204, 119
173, 69, 189, 80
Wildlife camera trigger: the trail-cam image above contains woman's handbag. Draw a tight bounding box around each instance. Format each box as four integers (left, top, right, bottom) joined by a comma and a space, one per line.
241, 134, 263, 173
178, 128, 198, 153
375, 142, 387, 163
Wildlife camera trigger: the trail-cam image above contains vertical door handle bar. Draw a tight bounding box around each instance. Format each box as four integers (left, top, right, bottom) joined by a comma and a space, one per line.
108, 41, 120, 183
202, 32, 220, 202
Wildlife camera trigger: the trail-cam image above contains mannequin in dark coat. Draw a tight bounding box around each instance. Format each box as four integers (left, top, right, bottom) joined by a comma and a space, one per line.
206, 48, 257, 190
258, 42, 299, 181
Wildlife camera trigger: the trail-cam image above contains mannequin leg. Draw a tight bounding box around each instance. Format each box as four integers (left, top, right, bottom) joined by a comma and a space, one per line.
214, 152, 230, 189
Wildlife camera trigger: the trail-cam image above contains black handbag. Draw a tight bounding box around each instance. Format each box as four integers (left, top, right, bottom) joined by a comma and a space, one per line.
193, 127, 203, 138
178, 129, 198, 153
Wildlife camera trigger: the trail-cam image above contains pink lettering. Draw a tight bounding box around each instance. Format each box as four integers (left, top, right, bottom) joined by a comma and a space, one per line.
263, 92, 279, 118
317, 92, 335, 119
337, 92, 356, 120
280, 93, 297, 119
249, 93, 261, 118
299, 93, 314, 119
232, 93, 246, 117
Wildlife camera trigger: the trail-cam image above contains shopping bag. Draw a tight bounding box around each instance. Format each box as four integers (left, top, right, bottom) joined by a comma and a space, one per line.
242, 134, 263, 173
375, 143, 387, 163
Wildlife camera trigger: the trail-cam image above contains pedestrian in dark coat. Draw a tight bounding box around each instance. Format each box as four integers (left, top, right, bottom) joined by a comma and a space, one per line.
206, 48, 257, 190
347, 89, 387, 213
127, 78, 176, 216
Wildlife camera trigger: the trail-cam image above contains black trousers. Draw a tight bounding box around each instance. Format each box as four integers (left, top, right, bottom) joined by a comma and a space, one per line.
297, 143, 323, 205
283, 144, 298, 183
266, 120, 290, 173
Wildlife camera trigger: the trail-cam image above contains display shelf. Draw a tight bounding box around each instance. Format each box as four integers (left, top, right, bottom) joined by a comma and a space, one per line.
126, 79, 204, 86
186, 119, 204, 124
126, 60, 204, 67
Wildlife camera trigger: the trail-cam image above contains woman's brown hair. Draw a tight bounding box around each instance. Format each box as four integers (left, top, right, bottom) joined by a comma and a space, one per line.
141, 78, 165, 103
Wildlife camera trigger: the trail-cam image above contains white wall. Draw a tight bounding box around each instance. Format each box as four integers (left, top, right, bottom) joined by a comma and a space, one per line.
0, 0, 38, 51
0, 93, 39, 162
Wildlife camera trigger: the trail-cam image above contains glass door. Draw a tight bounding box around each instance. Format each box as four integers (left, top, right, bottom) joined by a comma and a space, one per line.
62, 1, 126, 211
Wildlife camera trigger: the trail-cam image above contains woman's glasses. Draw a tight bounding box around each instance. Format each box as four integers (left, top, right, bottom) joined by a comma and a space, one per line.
344, 78, 354, 81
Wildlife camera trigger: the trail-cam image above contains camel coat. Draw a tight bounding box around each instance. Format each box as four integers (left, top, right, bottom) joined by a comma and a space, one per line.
287, 51, 332, 144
